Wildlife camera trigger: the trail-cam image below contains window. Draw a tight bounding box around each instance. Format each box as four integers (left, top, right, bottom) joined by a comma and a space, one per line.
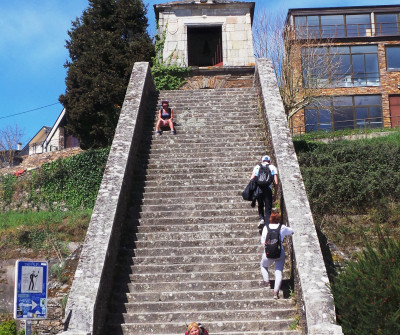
302, 45, 379, 88
305, 95, 382, 132
386, 46, 400, 71
320, 15, 345, 38
375, 13, 399, 36
345, 14, 371, 37
294, 13, 371, 38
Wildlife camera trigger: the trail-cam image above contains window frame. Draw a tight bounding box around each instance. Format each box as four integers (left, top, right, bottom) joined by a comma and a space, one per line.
301, 45, 380, 88
385, 45, 400, 71
304, 95, 383, 132
375, 13, 400, 36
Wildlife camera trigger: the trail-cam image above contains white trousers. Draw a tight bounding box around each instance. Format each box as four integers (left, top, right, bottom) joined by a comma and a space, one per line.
260, 250, 285, 292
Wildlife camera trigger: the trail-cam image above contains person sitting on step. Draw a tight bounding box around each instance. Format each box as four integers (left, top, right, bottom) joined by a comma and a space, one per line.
260, 212, 294, 299
155, 99, 175, 135
185, 322, 209, 335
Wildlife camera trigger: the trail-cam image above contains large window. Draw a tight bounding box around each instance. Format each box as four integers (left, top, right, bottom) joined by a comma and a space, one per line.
375, 13, 400, 36
386, 46, 400, 71
305, 95, 382, 132
295, 14, 371, 38
302, 45, 379, 87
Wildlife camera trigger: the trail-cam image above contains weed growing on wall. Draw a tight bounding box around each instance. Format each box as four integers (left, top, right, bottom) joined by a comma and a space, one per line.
0, 174, 17, 205
331, 229, 400, 335
28, 148, 110, 210
151, 23, 190, 90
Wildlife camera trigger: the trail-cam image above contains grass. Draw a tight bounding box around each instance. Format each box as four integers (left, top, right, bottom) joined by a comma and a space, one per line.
293, 126, 397, 141
0, 209, 92, 260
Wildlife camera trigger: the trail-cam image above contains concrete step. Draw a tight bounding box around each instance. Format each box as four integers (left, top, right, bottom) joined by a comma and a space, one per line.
145, 161, 261, 170
116, 298, 294, 313
147, 139, 265, 148
137, 214, 259, 225
127, 279, 270, 293
109, 319, 299, 334
122, 288, 278, 303
135, 237, 257, 249
146, 143, 265, 154
135, 222, 257, 234
132, 253, 261, 266
140, 195, 246, 206
139, 178, 249, 188
130, 261, 259, 275
136, 229, 256, 241
133, 245, 260, 257
140, 202, 251, 212
139, 207, 256, 218
129, 270, 261, 283
149, 133, 265, 142
109, 307, 296, 324
146, 145, 264, 156
143, 151, 263, 162
139, 186, 245, 198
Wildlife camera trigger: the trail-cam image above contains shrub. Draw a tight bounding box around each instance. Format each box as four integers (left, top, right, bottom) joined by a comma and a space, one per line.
295, 134, 400, 215
331, 230, 400, 335
0, 174, 17, 205
0, 320, 17, 335
28, 148, 110, 210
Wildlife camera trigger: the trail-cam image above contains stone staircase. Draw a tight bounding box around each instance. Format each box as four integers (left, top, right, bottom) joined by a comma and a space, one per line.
103, 87, 301, 335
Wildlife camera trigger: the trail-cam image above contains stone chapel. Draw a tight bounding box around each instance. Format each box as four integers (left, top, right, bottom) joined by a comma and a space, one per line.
154, 0, 255, 67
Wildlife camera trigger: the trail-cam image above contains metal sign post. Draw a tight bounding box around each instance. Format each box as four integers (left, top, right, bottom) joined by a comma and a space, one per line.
14, 260, 48, 321
25, 320, 32, 335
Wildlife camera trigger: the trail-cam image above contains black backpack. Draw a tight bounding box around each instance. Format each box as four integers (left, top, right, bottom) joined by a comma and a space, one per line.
264, 223, 282, 259
256, 164, 273, 187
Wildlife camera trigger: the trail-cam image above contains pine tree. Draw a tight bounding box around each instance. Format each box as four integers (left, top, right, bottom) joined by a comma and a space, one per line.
59, 0, 154, 149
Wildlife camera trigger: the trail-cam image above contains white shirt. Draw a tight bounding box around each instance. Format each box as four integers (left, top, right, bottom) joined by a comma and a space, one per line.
252, 163, 278, 189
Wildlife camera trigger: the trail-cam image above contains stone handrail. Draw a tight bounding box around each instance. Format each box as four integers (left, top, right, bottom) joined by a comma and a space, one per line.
61, 62, 156, 335
254, 58, 343, 335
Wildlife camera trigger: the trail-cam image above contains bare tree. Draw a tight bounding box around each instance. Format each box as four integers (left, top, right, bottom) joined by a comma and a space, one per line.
253, 9, 346, 129
0, 125, 24, 167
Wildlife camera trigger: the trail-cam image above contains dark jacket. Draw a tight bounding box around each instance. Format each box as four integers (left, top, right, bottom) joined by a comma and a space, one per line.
242, 178, 262, 201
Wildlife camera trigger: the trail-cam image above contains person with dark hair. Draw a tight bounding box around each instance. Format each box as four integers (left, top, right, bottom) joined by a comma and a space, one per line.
260, 213, 294, 299
250, 155, 279, 229
156, 99, 175, 135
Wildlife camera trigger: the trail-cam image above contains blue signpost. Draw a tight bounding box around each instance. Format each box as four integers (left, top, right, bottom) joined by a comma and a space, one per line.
14, 260, 48, 320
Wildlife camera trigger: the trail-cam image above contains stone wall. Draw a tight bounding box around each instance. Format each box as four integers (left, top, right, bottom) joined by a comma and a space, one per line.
255, 58, 343, 335
156, 1, 255, 67
60, 62, 157, 335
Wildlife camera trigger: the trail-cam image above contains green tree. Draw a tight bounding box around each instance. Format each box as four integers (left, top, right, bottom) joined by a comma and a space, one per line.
59, 0, 154, 149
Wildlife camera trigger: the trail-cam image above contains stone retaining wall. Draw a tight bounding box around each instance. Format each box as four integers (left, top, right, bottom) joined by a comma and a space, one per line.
254, 58, 343, 335
60, 62, 157, 335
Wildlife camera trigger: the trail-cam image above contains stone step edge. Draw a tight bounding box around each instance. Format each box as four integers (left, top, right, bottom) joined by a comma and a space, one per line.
128, 279, 271, 287
113, 307, 295, 317
109, 318, 297, 327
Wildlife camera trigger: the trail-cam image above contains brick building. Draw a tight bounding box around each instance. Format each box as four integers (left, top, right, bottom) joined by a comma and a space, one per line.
285, 5, 400, 134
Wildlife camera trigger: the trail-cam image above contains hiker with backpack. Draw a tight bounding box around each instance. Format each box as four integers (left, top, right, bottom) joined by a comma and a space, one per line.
261, 213, 294, 299
250, 155, 279, 229
155, 99, 176, 135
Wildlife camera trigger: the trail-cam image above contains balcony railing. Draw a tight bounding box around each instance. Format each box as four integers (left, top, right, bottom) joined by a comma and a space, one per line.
295, 22, 400, 39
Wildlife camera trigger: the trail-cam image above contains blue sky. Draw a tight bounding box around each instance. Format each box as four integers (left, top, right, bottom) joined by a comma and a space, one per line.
1, 0, 399, 146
